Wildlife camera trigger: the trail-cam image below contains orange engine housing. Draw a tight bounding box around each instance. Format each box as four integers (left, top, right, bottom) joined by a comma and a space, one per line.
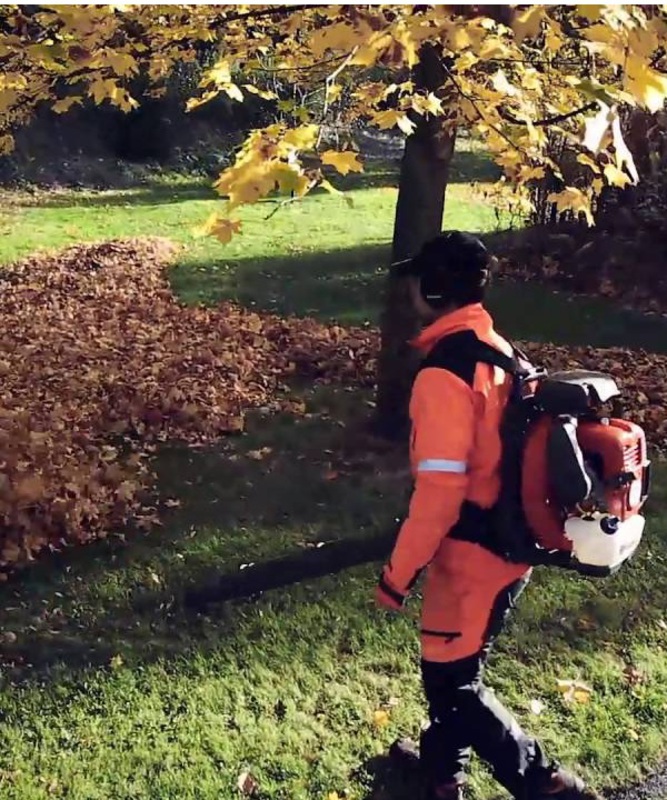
522, 417, 650, 552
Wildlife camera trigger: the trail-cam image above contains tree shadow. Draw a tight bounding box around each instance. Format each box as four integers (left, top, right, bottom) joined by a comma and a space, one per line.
0, 404, 408, 683
18, 148, 499, 212
172, 240, 667, 353
19, 160, 403, 210
170, 242, 391, 324
357, 753, 426, 800
18, 180, 218, 209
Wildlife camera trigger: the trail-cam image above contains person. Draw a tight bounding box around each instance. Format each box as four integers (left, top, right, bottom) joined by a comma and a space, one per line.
374, 231, 601, 800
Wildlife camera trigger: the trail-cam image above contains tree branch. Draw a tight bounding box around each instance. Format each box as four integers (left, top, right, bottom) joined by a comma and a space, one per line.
498, 101, 598, 127
210, 4, 313, 27
443, 64, 526, 157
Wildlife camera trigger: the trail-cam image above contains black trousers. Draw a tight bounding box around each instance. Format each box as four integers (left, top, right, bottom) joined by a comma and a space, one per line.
419, 576, 553, 799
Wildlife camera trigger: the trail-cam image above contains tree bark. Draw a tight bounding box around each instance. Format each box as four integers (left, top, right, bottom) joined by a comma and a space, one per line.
374, 44, 456, 439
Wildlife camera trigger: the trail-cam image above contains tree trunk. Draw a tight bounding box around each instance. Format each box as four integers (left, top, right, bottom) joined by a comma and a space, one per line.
374, 44, 456, 439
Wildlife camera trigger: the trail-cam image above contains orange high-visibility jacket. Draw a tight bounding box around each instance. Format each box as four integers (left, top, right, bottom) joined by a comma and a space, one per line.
382, 303, 514, 595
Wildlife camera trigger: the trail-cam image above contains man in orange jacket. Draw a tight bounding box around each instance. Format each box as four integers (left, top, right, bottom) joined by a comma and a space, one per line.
375, 232, 599, 800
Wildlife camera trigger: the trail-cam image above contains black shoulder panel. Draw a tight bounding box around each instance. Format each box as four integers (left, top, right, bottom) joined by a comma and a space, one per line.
419, 330, 517, 388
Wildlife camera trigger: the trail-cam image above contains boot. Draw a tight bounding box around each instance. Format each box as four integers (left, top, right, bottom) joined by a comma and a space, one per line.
529, 766, 603, 800
388, 739, 464, 800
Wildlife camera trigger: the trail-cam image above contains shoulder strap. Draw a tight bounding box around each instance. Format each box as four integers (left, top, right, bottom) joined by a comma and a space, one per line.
419, 329, 519, 387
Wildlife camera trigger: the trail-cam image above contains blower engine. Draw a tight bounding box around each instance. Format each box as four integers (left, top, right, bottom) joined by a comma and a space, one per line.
520, 370, 650, 576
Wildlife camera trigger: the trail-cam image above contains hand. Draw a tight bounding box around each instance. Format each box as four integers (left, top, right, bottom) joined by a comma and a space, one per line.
375, 571, 406, 612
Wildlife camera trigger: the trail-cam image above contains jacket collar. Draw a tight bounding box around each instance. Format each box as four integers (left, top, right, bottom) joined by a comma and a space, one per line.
412, 303, 492, 354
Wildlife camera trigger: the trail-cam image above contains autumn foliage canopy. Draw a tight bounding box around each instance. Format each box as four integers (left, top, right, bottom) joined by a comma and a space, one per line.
2, 4, 667, 235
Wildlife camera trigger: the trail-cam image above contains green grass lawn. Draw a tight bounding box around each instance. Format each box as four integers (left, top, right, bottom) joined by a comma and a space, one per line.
1, 149, 667, 799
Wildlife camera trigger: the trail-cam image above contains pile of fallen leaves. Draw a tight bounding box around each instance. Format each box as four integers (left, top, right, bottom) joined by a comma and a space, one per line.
494, 217, 667, 316
0, 239, 376, 568
0, 238, 665, 570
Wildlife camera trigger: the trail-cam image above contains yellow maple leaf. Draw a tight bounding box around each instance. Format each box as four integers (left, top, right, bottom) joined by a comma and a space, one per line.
104, 50, 137, 77
204, 59, 233, 87
544, 19, 565, 52
0, 133, 15, 154
449, 26, 471, 51
52, 96, 80, 114
272, 162, 311, 197
479, 36, 513, 60
411, 92, 443, 116
371, 108, 416, 136
512, 6, 545, 43
591, 177, 604, 195
186, 90, 218, 112
310, 21, 362, 58
577, 153, 602, 174
392, 22, 418, 68
90, 78, 116, 105
519, 165, 546, 182
625, 56, 667, 114
547, 188, 594, 226
603, 163, 631, 189
193, 213, 242, 244
350, 42, 384, 68
222, 83, 244, 103
282, 124, 319, 152
325, 83, 343, 104
321, 150, 363, 176
243, 84, 278, 101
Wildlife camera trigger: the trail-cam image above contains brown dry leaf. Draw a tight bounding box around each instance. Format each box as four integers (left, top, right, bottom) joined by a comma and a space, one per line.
576, 616, 597, 632
246, 447, 272, 461
237, 771, 259, 796
100, 446, 118, 462
623, 665, 645, 687
324, 470, 340, 481
14, 475, 46, 504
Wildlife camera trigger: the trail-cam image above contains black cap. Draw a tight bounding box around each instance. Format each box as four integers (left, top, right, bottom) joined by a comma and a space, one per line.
392, 231, 491, 307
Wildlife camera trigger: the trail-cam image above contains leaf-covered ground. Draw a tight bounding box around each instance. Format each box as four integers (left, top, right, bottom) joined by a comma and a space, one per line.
0, 239, 378, 567
1, 237, 667, 572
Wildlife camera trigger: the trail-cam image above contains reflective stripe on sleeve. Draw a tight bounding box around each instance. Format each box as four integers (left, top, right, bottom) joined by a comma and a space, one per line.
417, 459, 467, 474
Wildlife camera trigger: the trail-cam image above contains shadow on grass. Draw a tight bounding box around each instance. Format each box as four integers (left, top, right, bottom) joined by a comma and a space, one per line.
20, 160, 401, 210
1, 385, 665, 692
172, 241, 667, 353
0, 402, 406, 681
20, 149, 499, 211
171, 242, 390, 324
20, 180, 218, 209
